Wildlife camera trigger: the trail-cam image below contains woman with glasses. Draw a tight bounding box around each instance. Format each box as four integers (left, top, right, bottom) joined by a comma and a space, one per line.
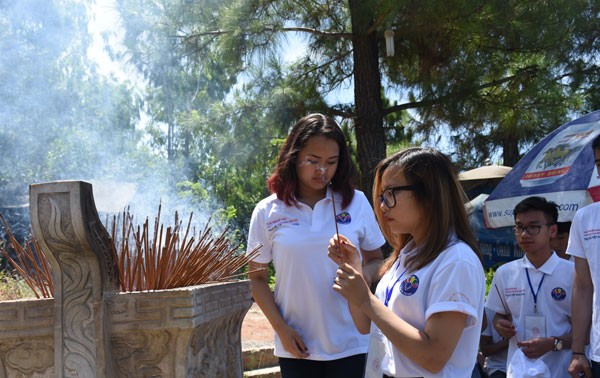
246, 113, 385, 378
328, 147, 485, 377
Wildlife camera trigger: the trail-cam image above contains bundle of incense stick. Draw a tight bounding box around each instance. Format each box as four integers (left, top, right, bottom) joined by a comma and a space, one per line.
0, 206, 260, 295
0, 213, 53, 298
330, 185, 342, 264
109, 206, 261, 291
494, 283, 511, 316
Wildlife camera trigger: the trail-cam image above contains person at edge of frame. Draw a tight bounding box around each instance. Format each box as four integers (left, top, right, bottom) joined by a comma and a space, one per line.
567, 132, 600, 378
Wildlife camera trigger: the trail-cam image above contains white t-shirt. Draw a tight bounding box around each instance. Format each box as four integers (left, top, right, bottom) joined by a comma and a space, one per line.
567, 201, 600, 362
481, 307, 508, 375
373, 238, 485, 378
485, 253, 574, 378
246, 189, 385, 360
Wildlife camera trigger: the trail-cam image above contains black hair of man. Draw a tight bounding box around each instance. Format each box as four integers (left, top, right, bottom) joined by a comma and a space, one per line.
556, 221, 572, 234
513, 196, 559, 225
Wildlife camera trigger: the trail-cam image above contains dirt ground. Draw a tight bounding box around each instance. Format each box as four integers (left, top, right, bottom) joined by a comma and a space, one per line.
241, 302, 275, 350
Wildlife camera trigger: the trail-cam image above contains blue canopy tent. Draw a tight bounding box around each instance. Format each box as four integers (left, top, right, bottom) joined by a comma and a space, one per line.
484, 110, 600, 228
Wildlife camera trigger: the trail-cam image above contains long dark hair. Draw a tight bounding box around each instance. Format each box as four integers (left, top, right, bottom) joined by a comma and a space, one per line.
373, 147, 481, 272
267, 113, 356, 209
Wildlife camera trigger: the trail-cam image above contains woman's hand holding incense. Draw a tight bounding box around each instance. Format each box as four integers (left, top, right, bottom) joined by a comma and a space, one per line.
332, 263, 371, 308
327, 234, 361, 270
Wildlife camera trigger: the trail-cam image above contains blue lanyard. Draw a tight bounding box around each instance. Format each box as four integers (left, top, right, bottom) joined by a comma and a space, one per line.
384, 266, 408, 307
525, 269, 545, 313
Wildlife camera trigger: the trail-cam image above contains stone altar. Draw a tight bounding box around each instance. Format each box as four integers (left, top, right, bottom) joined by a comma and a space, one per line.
0, 181, 251, 377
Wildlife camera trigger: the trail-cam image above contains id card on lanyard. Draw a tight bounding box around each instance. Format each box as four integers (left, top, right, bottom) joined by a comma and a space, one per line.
365, 263, 407, 378
524, 269, 546, 339
364, 326, 388, 378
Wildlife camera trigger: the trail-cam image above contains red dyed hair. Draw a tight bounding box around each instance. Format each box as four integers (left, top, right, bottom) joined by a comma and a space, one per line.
267, 113, 356, 209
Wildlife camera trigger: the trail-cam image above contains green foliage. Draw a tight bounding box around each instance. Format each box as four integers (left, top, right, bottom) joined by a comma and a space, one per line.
0, 1, 597, 301
389, 0, 599, 166
115, 0, 238, 162
116, 0, 295, 235
485, 267, 496, 297
268, 263, 276, 290
119, 0, 598, 204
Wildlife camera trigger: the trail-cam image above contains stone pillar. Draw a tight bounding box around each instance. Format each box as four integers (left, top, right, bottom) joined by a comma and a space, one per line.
29, 181, 119, 378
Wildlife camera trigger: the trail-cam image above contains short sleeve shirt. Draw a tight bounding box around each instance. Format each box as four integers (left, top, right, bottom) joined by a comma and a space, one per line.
567, 201, 600, 361
246, 189, 385, 360
485, 253, 574, 377
374, 238, 485, 377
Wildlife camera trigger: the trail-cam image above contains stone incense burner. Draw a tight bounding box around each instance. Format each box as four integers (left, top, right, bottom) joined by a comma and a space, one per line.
0, 181, 252, 377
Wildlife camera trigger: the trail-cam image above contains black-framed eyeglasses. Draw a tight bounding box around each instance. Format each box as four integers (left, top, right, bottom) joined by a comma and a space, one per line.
377, 185, 420, 208
513, 224, 553, 236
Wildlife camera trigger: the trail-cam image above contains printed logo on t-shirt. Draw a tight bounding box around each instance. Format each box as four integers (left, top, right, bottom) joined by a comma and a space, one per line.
400, 275, 419, 296
504, 287, 526, 298
336, 212, 351, 224
551, 287, 567, 301
449, 292, 472, 304
583, 228, 600, 241
266, 217, 300, 232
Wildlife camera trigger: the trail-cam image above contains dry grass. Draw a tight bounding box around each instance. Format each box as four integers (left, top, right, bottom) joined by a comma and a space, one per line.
0, 271, 35, 301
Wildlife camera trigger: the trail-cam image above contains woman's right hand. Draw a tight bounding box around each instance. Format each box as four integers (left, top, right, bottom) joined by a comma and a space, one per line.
333, 263, 371, 308
327, 234, 361, 270
277, 324, 310, 358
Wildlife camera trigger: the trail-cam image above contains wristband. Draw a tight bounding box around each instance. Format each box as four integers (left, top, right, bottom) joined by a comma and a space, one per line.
572, 352, 586, 356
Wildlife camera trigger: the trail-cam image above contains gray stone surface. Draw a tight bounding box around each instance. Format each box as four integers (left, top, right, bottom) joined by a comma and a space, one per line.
30, 181, 118, 378
0, 181, 251, 377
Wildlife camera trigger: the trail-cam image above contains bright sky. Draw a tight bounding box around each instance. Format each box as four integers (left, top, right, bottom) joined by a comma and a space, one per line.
87, 1, 125, 79
87, 0, 148, 97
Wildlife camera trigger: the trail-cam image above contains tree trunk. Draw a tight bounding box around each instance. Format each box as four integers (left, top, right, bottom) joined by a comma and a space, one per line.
502, 135, 520, 167
348, 0, 387, 203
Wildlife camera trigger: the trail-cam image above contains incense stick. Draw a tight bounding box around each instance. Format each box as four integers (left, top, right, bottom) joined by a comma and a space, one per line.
330, 184, 342, 264
494, 284, 511, 316
494, 283, 518, 342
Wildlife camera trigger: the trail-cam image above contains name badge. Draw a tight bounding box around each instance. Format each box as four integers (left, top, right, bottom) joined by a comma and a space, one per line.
525, 315, 546, 340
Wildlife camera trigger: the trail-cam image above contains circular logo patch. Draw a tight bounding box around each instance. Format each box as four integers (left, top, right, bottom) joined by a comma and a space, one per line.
336, 212, 351, 224
551, 287, 567, 301
400, 275, 419, 296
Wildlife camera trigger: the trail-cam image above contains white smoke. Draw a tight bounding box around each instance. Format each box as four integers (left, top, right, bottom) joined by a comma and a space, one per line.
0, 0, 216, 240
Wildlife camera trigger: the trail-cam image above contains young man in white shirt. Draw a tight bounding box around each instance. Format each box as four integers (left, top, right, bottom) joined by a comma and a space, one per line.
567, 133, 600, 378
486, 196, 574, 377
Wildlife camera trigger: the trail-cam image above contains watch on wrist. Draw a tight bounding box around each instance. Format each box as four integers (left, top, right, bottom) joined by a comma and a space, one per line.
553, 337, 564, 351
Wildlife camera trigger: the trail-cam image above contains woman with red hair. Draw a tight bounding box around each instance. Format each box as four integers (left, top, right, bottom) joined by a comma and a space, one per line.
246, 113, 385, 378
